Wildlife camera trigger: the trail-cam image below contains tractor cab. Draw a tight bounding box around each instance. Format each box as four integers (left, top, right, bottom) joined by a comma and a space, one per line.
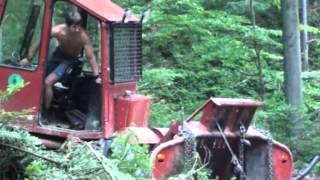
0, 0, 149, 140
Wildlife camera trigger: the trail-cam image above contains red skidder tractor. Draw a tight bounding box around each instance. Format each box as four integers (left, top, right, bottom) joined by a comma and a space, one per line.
0, 0, 318, 179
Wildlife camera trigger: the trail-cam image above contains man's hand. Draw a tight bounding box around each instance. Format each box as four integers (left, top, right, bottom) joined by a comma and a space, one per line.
19, 58, 29, 66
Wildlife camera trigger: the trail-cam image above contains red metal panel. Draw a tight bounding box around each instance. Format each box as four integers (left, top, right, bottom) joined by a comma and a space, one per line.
0, 0, 6, 24
0, 68, 43, 131
101, 23, 138, 138
100, 23, 111, 138
101, 22, 137, 138
103, 82, 137, 137
151, 137, 185, 179
185, 98, 263, 134
186, 98, 263, 122
210, 98, 264, 107
115, 94, 150, 130
71, 0, 139, 22
272, 142, 293, 179
38, 0, 53, 70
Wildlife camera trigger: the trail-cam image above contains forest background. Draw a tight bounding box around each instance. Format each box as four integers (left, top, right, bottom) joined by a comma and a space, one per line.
113, 0, 320, 173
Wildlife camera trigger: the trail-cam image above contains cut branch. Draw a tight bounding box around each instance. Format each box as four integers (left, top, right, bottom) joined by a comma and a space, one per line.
0, 142, 63, 165
82, 141, 117, 180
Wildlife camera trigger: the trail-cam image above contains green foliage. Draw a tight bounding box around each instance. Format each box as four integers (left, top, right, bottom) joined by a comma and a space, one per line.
271, 0, 281, 8
142, 2, 281, 69
139, 68, 204, 126
292, 72, 320, 174
0, 129, 44, 179
25, 161, 44, 177
137, 0, 282, 109
0, 0, 44, 62
129, 0, 284, 138
299, 24, 320, 34
0, 82, 30, 125
111, 132, 152, 178
1, 130, 152, 179
0, 81, 26, 106
168, 153, 211, 180
23, 134, 153, 179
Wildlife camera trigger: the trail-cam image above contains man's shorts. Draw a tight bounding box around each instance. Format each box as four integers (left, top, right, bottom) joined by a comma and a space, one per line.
45, 47, 80, 80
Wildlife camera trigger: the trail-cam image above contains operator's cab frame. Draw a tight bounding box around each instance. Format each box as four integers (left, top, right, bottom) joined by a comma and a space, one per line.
0, 0, 149, 140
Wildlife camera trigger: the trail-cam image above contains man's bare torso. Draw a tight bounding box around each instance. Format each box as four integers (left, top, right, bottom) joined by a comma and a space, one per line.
52, 24, 87, 57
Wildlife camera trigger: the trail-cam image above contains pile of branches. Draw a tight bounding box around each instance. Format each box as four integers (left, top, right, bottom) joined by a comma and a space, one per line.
0, 128, 151, 179
0, 129, 40, 179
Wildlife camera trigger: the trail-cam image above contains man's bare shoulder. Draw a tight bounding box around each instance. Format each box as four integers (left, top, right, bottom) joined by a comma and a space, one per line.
51, 24, 67, 36
80, 28, 91, 43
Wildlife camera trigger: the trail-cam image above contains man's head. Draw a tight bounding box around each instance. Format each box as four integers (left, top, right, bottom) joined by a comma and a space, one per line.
65, 11, 81, 32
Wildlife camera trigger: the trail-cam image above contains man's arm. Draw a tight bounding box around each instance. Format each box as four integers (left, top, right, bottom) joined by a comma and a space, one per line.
19, 41, 40, 65
82, 32, 99, 77
19, 25, 59, 65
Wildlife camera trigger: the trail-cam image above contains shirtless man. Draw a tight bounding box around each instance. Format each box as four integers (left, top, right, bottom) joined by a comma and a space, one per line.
20, 11, 99, 118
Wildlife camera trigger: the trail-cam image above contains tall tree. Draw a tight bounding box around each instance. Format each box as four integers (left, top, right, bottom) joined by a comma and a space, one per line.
300, 0, 309, 71
281, 0, 304, 137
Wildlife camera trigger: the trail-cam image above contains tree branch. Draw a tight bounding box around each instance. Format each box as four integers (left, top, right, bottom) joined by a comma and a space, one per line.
307, 39, 320, 44
0, 142, 63, 165
82, 141, 117, 180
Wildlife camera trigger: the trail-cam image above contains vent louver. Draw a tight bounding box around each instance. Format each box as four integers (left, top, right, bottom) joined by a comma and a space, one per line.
110, 23, 142, 83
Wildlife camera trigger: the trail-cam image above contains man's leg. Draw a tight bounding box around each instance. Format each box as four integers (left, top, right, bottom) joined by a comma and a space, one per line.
44, 72, 58, 111
44, 61, 70, 110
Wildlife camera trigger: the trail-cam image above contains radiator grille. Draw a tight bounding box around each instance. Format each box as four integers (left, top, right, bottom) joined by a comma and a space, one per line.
110, 23, 142, 83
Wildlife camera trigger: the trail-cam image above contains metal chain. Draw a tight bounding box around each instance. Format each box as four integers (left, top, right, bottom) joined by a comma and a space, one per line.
178, 123, 196, 171
239, 123, 246, 180
257, 128, 274, 180
215, 122, 246, 178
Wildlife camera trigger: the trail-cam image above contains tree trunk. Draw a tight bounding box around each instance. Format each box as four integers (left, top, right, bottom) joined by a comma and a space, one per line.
301, 0, 309, 71
250, 0, 264, 99
281, 0, 304, 137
